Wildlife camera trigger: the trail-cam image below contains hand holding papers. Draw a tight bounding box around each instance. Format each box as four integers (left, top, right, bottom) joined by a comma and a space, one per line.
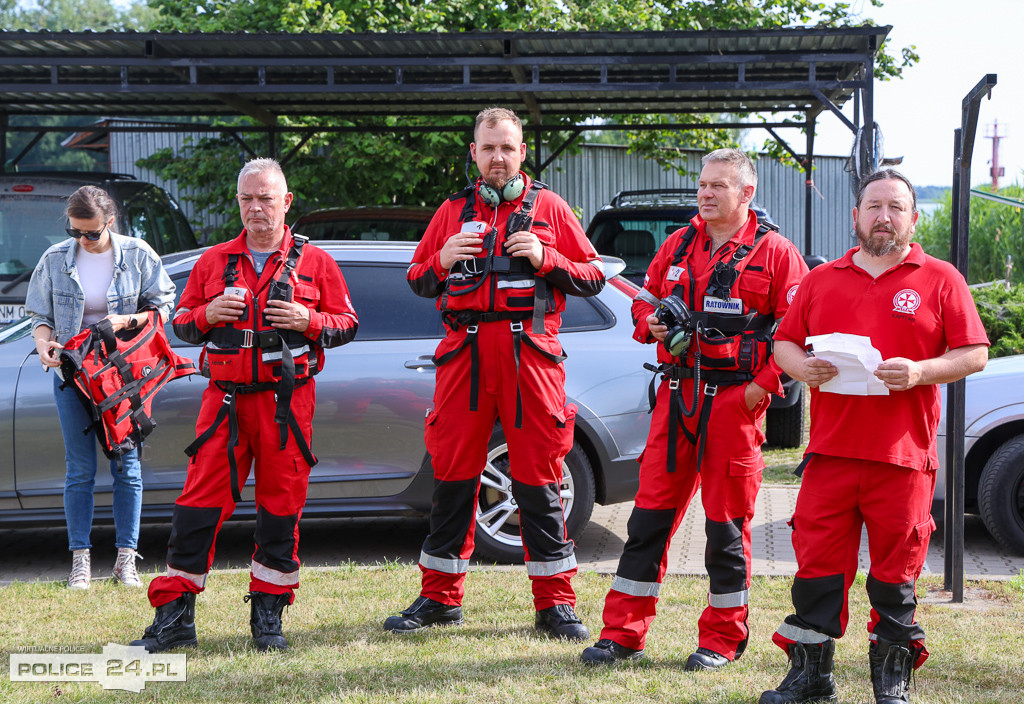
805, 332, 889, 396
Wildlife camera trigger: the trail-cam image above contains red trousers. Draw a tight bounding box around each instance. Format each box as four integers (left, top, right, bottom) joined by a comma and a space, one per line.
418, 320, 579, 610
599, 379, 769, 658
147, 382, 315, 607
771, 455, 934, 668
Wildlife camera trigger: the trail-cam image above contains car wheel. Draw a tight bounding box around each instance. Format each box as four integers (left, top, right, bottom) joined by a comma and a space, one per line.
473, 431, 596, 565
977, 435, 1024, 555
765, 383, 804, 449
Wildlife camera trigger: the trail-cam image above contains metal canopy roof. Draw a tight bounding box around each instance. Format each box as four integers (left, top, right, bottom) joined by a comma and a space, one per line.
0, 27, 890, 125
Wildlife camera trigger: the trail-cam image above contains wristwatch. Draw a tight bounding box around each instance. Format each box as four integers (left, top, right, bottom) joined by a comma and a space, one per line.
127, 316, 139, 330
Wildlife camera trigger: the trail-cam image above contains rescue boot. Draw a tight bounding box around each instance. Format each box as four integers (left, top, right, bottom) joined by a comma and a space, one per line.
684, 647, 732, 672
580, 638, 645, 665
130, 593, 198, 653
759, 640, 838, 704
535, 604, 590, 641
245, 591, 290, 652
383, 595, 463, 634
869, 638, 919, 703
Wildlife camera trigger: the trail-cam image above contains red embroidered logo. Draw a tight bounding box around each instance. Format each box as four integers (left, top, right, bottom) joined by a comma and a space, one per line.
893, 288, 922, 315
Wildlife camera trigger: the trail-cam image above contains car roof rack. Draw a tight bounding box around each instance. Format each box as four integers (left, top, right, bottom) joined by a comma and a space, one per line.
608, 189, 699, 208
0, 171, 137, 182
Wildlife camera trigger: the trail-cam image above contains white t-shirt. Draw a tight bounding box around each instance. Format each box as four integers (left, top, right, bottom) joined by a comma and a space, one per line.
76, 246, 116, 328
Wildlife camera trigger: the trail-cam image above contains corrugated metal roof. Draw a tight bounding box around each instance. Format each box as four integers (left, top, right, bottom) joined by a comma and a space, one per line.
0, 27, 889, 122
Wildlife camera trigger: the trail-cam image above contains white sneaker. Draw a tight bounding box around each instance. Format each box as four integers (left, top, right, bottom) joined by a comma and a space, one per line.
112, 548, 143, 588
68, 549, 91, 590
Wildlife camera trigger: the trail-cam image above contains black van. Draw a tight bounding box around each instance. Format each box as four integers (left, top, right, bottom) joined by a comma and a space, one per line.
0, 172, 197, 324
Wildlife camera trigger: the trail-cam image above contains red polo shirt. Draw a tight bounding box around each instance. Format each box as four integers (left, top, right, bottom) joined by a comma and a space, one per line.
776, 243, 989, 471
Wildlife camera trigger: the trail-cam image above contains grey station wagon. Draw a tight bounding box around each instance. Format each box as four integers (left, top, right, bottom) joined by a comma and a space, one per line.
0, 242, 652, 563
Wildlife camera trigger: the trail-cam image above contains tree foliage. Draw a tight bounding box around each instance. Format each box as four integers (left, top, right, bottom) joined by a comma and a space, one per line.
0, 0, 157, 30
133, 0, 917, 241
971, 284, 1024, 359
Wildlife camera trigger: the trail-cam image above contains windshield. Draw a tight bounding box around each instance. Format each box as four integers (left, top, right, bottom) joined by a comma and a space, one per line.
297, 216, 428, 242
0, 196, 67, 280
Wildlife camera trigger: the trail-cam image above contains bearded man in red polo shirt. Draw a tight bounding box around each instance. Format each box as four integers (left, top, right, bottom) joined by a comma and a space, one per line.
760, 169, 989, 704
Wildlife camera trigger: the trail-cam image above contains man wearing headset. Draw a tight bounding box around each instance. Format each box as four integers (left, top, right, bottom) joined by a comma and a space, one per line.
385, 107, 605, 639
581, 149, 808, 669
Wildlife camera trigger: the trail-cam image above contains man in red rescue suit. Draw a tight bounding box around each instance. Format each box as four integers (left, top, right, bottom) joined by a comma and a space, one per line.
581, 148, 808, 669
760, 170, 988, 704
383, 107, 605, 640
132, 158, 358, 653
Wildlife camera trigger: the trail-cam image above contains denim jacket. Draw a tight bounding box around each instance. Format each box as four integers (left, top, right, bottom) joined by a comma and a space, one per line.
26, 233, 176, 343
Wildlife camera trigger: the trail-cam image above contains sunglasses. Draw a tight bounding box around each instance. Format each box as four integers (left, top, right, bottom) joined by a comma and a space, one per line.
65, 221, 107, 241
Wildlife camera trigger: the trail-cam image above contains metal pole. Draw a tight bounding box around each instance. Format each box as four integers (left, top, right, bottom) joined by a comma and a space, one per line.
943, 74, 997, 602
804, 116, 815, 255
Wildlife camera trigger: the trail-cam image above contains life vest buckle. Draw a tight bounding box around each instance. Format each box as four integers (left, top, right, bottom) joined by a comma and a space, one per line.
241, 329, 254, 348
704, 383, 719, 398
668, 378, 680, 391
510, 321, 524, 333
466, 324, 479, 334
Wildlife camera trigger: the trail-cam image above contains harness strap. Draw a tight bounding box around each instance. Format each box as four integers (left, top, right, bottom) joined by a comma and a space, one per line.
184, 376, 316, 503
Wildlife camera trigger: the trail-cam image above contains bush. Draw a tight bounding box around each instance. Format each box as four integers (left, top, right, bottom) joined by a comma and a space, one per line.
971, 283, 1024, 358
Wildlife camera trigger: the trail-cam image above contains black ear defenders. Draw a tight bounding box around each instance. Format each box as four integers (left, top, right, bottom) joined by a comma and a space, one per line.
653, 295, 694, 357
478, 173, 525, 207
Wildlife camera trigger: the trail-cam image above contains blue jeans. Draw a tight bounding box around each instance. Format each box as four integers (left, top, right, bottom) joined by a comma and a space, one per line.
53, 374, 142, 552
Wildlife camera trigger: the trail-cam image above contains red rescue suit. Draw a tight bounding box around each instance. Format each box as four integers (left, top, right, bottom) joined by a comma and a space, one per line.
769, 244, 989, 668
598, 211, 807, 659
147, 228, 357, 608
407, 173, 605, 610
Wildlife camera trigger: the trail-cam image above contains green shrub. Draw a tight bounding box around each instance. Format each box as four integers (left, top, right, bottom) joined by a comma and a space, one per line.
971, 283, 1024, 358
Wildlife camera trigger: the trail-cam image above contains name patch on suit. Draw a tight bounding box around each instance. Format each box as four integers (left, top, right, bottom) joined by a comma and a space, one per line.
703, 296, 743, 314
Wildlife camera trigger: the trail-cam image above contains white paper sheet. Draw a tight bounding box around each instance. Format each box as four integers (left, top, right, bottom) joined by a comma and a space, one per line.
805, 332, 889, 396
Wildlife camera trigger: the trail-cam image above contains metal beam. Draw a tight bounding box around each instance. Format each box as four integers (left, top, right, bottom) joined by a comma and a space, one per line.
945, 73, 998, 603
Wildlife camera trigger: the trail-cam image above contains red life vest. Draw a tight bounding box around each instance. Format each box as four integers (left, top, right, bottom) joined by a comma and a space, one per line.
58, 310, 196, 458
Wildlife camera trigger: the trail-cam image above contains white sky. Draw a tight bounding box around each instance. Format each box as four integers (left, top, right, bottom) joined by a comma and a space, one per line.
806, 0, 1024, 189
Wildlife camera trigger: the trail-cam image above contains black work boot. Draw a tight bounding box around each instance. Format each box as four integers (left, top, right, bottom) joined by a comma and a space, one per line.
580, 638, 645, 665
869, 638, 919, 703
130, 593, 198, 653
685, 647, 732, 671
383, 595, 463, 634
535, 604, 590, 641
245, 591, 290, 652
759, 640, 838, 704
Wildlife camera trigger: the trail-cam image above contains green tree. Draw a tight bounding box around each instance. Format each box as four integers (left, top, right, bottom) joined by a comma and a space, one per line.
916, 183, 1024, 286
137, 0, 917, 241
1, 0, 156, 30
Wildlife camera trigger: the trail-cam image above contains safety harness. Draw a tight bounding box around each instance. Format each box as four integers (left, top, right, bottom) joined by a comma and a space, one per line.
650, 221, 778, 472
434, 181, 564, 429
185, 235, 319, 502
59, 310, 196, 461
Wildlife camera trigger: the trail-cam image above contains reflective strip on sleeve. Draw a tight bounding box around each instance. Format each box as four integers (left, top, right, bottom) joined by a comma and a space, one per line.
776, 622, 832, 644
708, 589, 749, 609
167, 566, 207, 589
419, 551, 469, 575
525, 554, 577, 577
251, 560, 300, 587
610, 575, 661, 598
634, 288, 660, 306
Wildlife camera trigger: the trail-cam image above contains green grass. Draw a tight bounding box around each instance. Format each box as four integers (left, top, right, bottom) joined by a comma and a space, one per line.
3, 568, 1022, 703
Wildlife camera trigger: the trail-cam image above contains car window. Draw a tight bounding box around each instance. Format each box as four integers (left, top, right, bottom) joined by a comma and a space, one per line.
0, 196, 67, 278
561, 295, 614, 333
164, 263, 443, 346
340, 263, 443, 340
297, 217, 428, 242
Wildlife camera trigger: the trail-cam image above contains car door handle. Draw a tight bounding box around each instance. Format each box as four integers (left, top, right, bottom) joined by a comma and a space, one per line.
404, 355, 436, 371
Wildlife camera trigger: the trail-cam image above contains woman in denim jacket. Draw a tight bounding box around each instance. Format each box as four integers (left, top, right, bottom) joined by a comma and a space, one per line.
25, 185, 175, 590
